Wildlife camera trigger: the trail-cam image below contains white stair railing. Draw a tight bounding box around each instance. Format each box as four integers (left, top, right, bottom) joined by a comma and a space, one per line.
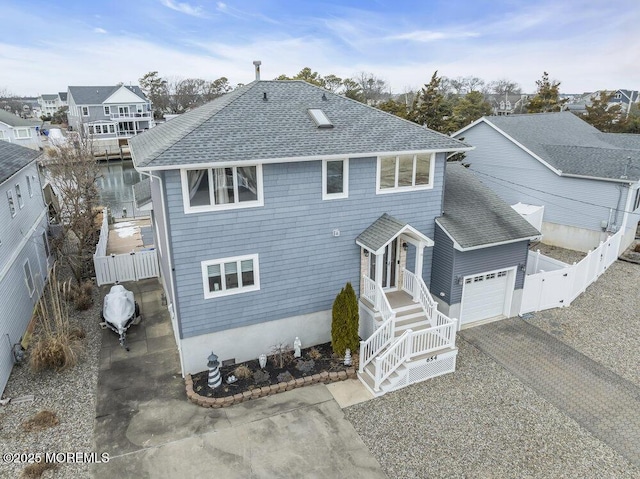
374, 329, 412, 391
402, 269, 436, 323
359, 275, 396, 373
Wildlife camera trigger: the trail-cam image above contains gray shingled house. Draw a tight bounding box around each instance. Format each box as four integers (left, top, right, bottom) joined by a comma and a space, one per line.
431, 164, 540, 327
66, 85, 154, 155
0, 142, 51, 394
454, 112, 640, 253
129, 77, 540, 395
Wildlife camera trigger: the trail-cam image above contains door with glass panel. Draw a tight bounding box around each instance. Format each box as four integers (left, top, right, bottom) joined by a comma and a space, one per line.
368, 238, 398, 290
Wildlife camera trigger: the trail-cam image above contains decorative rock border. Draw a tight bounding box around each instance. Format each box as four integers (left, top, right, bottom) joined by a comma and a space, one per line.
185, 368, 357, 408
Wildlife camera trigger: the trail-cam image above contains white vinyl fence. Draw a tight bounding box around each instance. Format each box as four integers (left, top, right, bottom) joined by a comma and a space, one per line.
93, 208, 159, 286
520, 230, 623, 314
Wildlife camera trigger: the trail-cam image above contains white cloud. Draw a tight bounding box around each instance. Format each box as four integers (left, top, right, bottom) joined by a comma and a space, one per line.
93, 27, 108, 34
388, 30, 479, 42
159, 0, 204, 17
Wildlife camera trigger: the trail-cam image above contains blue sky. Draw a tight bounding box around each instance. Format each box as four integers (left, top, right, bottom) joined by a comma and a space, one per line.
1, 0, 638, 96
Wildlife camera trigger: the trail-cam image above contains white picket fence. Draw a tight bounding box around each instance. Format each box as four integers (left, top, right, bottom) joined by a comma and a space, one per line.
520, 230, 622, 314
93, 208, 159, 286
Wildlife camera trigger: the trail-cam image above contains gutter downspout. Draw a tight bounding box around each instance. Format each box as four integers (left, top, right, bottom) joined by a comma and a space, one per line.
139, 168, 186, 377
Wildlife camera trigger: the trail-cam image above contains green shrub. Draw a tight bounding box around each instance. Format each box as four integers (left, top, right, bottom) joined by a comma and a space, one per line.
343, 282, 360, 353
331, 287, 350, 356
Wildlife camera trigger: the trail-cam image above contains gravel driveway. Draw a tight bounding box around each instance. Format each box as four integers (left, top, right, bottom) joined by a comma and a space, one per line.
345, 252, 640, 478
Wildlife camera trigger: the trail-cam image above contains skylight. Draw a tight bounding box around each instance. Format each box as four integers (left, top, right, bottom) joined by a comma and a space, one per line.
308, 109, 333, 129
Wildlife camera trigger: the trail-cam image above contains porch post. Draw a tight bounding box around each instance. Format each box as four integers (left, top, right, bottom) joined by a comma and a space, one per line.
413, 242, 425, 301
375, 252, 384, 310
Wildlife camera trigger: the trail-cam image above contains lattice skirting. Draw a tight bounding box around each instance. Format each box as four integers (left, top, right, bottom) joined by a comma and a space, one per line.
389, 350, 457, 393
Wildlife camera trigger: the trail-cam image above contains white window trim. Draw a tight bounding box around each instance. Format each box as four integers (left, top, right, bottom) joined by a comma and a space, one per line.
15, 128, 31, 139
104, 106, 110, 115
201, 254, 260, 299
180, 164, 264, 214
24, 259, 35, 297
15, 183, 23, 208
0, 130, 6, 140
7, 190, 16, 217
322, 159, 349, 200
82, 106, 89, 116
376, 152, 436, 194
26, 175, 33, 197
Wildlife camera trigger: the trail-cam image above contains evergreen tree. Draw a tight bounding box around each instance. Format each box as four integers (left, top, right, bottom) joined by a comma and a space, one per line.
331, 288, 350, 356
409, 71, 453, 133
527, 71, 567, 113
343, 282, 360, 353
450, 91, 492, 131
583, 91, 622, 132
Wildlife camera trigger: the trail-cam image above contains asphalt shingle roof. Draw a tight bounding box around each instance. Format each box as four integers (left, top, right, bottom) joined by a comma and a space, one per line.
0, 110, 39, 127
130, 80, 470, 169
58, 92, 67, 101
482, 112, 640, 181
40, 94, 58, 101
356, 213, 407, 252
0, 141, 40, 184
437, 164, 540, 249
68, 85, 147, 105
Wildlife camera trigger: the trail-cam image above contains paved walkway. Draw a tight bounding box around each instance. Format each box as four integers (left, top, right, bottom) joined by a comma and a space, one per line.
461, 318, 640, 467
93, 279, 385, 479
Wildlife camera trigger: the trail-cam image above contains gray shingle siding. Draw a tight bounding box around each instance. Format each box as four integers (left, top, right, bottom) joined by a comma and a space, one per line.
450, 241, 529, 304
166, 153, 445, 338
461, 121, 623, 232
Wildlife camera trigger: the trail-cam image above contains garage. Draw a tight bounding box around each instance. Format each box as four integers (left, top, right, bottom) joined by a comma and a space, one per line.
459, 269, 512, 325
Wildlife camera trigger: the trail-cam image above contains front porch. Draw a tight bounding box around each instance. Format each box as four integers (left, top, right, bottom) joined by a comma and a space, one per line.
355, 213, 458, 396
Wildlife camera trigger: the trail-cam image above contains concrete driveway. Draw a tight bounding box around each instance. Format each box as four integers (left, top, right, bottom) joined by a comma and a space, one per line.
92, 279, 385, 479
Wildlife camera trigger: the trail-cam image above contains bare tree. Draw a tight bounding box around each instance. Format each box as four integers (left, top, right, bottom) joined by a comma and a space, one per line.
354, 72, 388, 104
44, 133, 101, 284
487, 78, 522, 96
448, 76, 485, 95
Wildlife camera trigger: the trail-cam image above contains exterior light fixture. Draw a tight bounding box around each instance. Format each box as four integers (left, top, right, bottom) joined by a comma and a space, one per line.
364, 250, 369, 257
402, 242, 408, 251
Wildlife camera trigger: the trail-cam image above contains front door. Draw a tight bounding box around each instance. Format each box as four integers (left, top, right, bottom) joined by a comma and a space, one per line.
382, 238, 398, 290
368, 238, 398, 289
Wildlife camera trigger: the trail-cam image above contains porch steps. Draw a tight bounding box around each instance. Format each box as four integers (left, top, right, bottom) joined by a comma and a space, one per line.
358, 346, 458, 397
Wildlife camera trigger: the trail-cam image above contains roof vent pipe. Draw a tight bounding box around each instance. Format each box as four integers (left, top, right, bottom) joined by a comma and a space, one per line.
253, 60, 261, 81
263, 92, 267, 101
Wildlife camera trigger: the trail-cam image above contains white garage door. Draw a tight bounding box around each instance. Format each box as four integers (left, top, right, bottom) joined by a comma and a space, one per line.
460, 270, 511, 325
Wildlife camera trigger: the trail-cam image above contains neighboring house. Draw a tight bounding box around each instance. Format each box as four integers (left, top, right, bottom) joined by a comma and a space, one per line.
453, 112, 640, 253
129, 76, 542, 395
485, 93, 528, 116
66, 85, 154, 153
37, 94, 62, 117
431, 164, 540, 326
0, 142, 51, 393
0, 110, 42, 150
57, 92, 68, 108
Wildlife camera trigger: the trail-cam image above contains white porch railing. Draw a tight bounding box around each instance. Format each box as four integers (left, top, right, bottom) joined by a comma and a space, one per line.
373, 320, 457, 391
110, 112, 152, 120
374, 330, 412, 389
359, 275, 396, 373
402, 269, 436, 324
360, 271, 458, 389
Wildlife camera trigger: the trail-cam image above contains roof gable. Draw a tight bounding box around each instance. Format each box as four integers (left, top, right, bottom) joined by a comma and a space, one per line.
130, 80, 471, 169
104, 85, 147, 104
437, 164, 540, 250
356, 213, 433, 254
455, 112, 640, 182
68, 85, 147, 105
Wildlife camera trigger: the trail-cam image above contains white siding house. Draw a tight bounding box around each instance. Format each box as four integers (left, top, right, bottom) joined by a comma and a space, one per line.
0, 110, 42, 151
0, 142, 50, 394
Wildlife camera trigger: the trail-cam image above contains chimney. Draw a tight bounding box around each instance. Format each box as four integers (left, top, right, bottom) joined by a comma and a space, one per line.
253, 60, 261, 81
